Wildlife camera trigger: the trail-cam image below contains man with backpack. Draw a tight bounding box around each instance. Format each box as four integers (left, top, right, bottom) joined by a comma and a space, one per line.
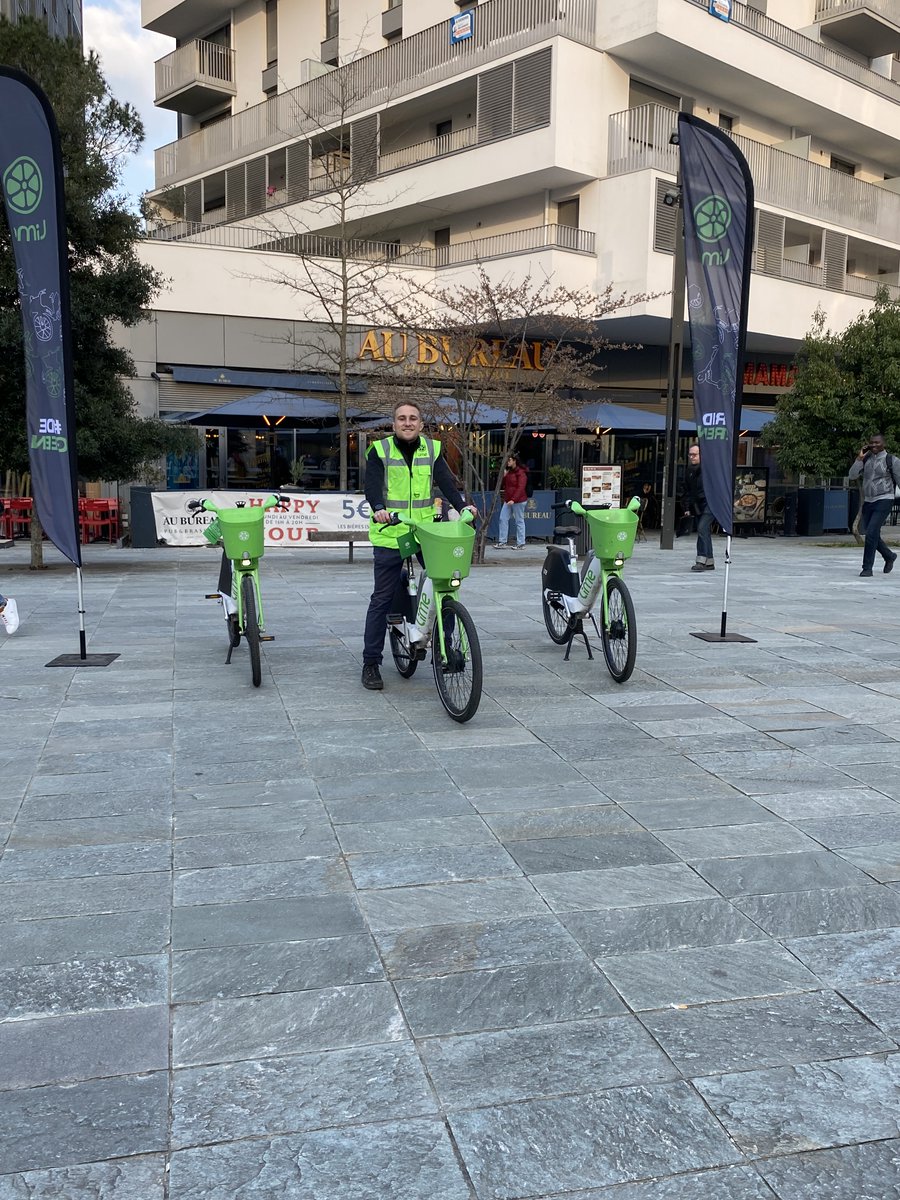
849, 433, 900, 577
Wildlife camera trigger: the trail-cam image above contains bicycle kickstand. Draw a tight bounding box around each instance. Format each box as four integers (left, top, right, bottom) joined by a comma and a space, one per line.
564, 619, 593, 662
225, 641, 235, 666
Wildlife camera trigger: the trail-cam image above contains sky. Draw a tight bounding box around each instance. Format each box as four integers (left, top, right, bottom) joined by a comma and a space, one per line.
82, 0, 176, 207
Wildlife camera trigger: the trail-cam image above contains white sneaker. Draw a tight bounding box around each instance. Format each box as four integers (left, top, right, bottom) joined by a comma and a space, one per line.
1, 598, 19, 634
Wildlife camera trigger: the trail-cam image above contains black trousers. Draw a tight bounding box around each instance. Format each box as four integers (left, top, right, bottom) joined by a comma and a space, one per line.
363, 547, 411, 665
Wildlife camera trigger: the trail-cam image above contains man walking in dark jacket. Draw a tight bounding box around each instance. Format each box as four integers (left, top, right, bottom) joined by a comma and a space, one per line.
682, 444, 715, 572
849, 433, 900, 577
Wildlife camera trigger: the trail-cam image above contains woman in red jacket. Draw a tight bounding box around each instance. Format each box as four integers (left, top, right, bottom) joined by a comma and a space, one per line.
495, 454, 529, 549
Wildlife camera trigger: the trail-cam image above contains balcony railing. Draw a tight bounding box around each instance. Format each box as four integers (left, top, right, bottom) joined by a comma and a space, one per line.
378, 125, 477, 174
142, 220, 595, 266
684, 0, 900, 101
154, 40, 236, 111
608, 104, 900, 245
154, 0, 595, 186
815, 0, 900, 19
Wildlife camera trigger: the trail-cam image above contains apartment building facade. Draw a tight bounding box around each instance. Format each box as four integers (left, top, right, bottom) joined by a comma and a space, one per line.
130, 0, 900, 491
0, 0, 83, 41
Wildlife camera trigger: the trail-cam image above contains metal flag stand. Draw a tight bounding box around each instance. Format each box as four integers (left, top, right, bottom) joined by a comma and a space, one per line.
689, 534, 756, 644
46, 565, 119, 667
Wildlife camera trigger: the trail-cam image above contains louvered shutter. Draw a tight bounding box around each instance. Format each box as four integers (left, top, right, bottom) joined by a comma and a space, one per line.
513, 47, 551, 132
226, 164, 246, 221
477, 62, 513, 142
286, 141, 309, 201
653, 177, 677, 253
184, 180, 202, 224
754, 209, 784, 276
823, 229, 848, 291
245, 156, 267, 215
351, 114, 379, 183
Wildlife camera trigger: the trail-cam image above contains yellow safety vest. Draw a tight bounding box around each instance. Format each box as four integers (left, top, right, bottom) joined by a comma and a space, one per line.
369, 436, 440, 548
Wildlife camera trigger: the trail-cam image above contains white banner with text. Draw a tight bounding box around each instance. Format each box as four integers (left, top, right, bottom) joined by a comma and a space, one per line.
151, 491, 371, 547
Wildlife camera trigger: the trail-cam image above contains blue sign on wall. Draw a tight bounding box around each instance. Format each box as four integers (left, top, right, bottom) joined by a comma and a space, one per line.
450, 9, 474, 43
709, 0, 731, 20
475, 492, 555, 540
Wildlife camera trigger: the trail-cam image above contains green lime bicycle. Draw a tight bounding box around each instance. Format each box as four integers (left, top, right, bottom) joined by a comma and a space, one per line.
387, 511, 483, 722
189, 493, 287, 688
541, 497, 641, 682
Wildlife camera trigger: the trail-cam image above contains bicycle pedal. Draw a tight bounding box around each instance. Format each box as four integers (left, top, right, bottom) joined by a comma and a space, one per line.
415, 647, 427, 661
259, 635, 275, 642
204, 593, 221, 600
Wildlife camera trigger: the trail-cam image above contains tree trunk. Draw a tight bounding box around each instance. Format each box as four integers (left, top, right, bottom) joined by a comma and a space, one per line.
29, 509, 45, 570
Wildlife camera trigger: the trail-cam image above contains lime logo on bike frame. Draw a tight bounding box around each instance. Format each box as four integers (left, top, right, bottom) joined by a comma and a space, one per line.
452, 545, 464, 558
693, 194, 731, 243
3, 156, 43, 215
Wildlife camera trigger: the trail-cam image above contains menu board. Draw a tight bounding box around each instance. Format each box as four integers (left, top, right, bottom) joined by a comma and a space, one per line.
582, 465, 622, 506
733, 466, 768, 524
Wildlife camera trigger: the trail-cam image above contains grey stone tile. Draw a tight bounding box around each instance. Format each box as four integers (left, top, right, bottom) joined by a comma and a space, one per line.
585, 773, 746, 806
0, 955, 168, 1020
172, 934, 384, 1002
174, 759, 309, 788
656, 821, 819, 860
695, 1054, 900, 1155
168, 1119, 470, 1200
755, 787, 899, 820
174, 856, 352, 906
483, 805, 642, 841
395, 959, 624, 1036
8, 814, 171, 849
691, 851, 869, 897
643, 991, 895, 1077
174, 801, 323, 837
315, 769, 456, 804
531, 863, 719, 912
468, 783, 612, 813
421, 1015, 676, 1108
688, 750, 856, 795
0, 1073, 167, 1175
172, 893, 366, 950
756, 1138, 900, 1200
0, 912, 169, 970
173, 981, 405, 1067
17, 793, 169, 821
335, 815, 494, 854
551, 1167, 774, 1200
784, 928, 900, 986
375, 914, 585, 980
0, 1155, 166, 1199
0, 1006, 169, 1090
505, 832, 677, 875
562, 898, 763, 958
435, 745, 587, 794
322, 790, 475, 824
173, 827, 337, 869
838, 841, 900, 881
0, 873, 171, 921
358, 877, 547, 932
0, 842, 171, 882
597, 941, 821, 1010
346, 844, 520, 889
449, 1081, 741, 1197
172, 1043, 434, 1147
174, 778, 320, 809
619, 795, 778, 830
26, 772, 169, 798
732, 886, 900, 937
840, 982, 900, 1039
796, 812, 900, 848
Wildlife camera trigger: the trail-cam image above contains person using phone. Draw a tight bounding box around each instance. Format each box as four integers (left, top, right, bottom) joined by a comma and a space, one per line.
849, 433, 900, 577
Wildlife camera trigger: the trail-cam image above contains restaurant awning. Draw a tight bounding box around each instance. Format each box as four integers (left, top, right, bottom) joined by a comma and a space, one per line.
576, 402, 695, 433
737, 408, 775, 434
171, 390, 373, 428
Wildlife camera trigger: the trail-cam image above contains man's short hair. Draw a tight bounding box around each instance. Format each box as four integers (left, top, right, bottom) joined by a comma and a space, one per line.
393, 399, 423, 419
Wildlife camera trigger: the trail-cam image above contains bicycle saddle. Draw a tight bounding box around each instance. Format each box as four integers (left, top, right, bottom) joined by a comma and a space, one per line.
554, 525, 580, 537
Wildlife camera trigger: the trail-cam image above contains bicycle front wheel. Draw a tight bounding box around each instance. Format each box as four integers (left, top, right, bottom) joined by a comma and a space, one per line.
433, 597, 482, 723
600, 575, 636, 683
241, 574, 262, 688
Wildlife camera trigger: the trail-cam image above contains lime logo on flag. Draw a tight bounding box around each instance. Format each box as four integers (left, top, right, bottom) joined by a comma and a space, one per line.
693, 194, 731, 243
3, 156, 43, 215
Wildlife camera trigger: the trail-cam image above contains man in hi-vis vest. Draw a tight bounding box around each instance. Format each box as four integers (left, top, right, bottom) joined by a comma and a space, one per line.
362, 400, 475, 690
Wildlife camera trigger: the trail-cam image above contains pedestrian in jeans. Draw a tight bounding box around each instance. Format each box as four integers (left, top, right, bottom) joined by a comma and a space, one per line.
682, 443, 715, 571
849, 433, 900, 577
494, 454, 528, 549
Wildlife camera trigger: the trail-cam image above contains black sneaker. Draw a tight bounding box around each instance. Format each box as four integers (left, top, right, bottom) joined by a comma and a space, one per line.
860, 570, 874, 578
361, 663, 383, 690
885, 555, 897, 575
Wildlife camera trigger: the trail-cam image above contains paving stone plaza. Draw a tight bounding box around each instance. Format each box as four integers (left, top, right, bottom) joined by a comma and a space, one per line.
1, 533, 900, 1198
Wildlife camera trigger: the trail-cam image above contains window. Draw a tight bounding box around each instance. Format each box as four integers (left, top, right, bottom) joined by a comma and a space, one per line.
718, 113, 734, 133
435, 119, 453, 138
386, 0, 401, 7
556, 198, 579, 228
266, 0, 277, 67
830, 155, 856, 176
628, 79, 679, 110
434, 227, 451, 248
325, 0, 338, 39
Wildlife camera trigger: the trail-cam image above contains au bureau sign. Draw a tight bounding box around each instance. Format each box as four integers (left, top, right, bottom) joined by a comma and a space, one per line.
358, 329, 548, 372
151, 491, 370, 547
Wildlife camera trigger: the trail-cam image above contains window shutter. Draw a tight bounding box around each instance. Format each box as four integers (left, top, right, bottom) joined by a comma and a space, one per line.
513, 47, 551, 132
653, 177, 677, 253
477, 62, 513, 142
754, 209, 784, 276
351, 113, 379, 183
226, 164, 246, 220
245, 156, 267, 215
823, 229, 848, 291
184, 180, 202, 224
286, 141, 309, 201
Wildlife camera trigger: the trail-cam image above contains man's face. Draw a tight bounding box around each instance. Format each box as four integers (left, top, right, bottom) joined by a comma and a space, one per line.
688, 447, 701, 466
393, 405, 423, 442
871, 435, 885, 454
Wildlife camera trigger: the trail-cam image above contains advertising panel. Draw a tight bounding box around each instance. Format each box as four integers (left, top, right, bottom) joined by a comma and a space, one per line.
581, 465, 622, 506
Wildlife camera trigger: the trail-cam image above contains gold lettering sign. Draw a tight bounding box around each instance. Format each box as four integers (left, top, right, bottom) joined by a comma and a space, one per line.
357, 329, 547, 372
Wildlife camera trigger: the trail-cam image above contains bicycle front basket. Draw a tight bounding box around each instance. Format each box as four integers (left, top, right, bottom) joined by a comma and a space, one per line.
414, 519, 475, 582
217, 506, 266, 559
585, 506, 638, 562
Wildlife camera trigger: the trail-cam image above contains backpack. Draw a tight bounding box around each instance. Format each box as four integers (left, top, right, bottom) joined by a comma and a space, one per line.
525, 477, 534, 499
886, 453, 900, 500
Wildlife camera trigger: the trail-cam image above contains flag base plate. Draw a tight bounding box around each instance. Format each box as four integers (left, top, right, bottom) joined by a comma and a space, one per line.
690, 632, 757, 643
46, 653, 120, 667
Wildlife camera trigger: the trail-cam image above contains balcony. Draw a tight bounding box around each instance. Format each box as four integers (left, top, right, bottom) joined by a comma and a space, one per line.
154, 0, 595, 186
155, 40, 236, 115
814, 0, 900, 58
378, 125, 477, 174
608, 104, 900, 246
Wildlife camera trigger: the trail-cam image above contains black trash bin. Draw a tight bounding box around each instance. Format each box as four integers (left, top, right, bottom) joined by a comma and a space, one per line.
129, 486, 159, 548
797, 488, 825, 536
782, 491, 798, 537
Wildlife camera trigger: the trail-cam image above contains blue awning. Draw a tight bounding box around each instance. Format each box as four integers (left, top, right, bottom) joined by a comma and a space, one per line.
576, 402, 694, 433
175, 390, 372, 427
738, 409, 775, 434
170, 366, 367, 393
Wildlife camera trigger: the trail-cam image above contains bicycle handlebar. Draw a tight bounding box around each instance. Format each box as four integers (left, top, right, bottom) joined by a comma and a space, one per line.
188, 493, 288, 515
388, 509, 476, 528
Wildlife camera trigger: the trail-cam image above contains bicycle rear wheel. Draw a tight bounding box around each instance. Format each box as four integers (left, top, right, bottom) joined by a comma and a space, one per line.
389, 625, 419, 678
241, 574, 262, 688
433, 597, 482, 723
600, 575, 636, 683
542, 589, 577, 645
